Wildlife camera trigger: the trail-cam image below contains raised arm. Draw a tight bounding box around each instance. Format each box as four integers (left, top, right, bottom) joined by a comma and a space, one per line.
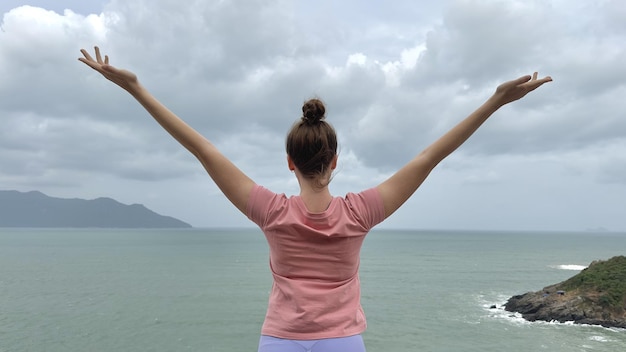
377, 73, 552, 218
78, 47, 255, 214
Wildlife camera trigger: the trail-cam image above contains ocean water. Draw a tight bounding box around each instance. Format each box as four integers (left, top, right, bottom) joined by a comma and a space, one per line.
0, 228, 625, 352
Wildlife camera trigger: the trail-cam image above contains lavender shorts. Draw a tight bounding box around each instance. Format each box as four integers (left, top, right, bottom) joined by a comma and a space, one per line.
258, 334, 366, 352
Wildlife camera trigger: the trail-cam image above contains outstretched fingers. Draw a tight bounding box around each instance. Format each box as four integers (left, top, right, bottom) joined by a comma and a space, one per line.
80, 48, 93, 62
79, 46, 108, 66
515, 74, 533, 85
95, 46, 103, 64
78, 47, 103, 71
522, 72, 553, 92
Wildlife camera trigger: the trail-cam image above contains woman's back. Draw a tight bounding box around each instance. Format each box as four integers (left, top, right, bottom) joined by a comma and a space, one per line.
247, 184, 385, 339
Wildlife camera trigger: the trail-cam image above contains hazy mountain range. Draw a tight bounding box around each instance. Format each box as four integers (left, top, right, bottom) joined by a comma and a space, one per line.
0, 190, 191, 228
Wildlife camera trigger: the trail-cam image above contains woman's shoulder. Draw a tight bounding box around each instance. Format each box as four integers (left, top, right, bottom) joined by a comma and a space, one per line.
341, 187, 385, 228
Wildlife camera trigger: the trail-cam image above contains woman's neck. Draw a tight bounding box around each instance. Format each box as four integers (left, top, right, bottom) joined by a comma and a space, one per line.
298, 179, 333, 213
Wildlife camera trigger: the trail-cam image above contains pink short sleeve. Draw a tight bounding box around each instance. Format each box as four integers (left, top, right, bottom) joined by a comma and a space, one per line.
246, 185, 284, 228
345, 187, 386, 230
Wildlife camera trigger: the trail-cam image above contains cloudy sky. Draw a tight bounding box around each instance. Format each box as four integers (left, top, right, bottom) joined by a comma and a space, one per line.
1, 0, 624, 232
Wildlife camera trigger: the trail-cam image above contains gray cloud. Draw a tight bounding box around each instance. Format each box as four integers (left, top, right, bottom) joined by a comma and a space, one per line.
1, 0, 624, 231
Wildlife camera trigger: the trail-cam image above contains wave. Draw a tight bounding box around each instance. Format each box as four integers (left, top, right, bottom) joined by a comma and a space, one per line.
479, 297, 530, 327
549, 264, 587, 271
477, 294, 625, 333
588, 335, 611, 342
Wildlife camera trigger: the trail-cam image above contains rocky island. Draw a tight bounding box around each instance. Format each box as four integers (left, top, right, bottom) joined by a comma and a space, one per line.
505, 255, 626, 329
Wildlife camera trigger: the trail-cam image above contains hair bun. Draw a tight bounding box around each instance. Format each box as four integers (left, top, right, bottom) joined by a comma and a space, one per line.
302, 99, 326, 124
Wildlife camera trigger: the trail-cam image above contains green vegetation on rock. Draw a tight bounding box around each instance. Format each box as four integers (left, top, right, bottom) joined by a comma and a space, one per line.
560, 255, 626, 309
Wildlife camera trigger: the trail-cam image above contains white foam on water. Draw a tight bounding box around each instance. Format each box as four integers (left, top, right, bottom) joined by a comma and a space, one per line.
588, 335, 610, 342
476, 294, 626, 334
476, 294, 533, 327
549, 264, 587, 271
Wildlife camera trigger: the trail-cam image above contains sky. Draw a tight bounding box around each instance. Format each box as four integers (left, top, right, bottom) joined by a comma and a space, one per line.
1, 0, 625, 232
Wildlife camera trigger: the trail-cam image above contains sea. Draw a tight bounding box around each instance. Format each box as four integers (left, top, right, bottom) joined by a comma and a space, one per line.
0, 228, 625, 352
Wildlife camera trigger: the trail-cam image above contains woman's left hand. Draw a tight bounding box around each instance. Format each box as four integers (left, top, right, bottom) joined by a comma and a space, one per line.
491, 72, 552, 107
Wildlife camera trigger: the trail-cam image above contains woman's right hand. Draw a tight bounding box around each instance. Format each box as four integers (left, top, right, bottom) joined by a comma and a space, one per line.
79, 46, 139, 93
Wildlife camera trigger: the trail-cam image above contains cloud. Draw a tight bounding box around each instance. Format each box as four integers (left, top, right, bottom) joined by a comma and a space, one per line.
0, 0, 624, 230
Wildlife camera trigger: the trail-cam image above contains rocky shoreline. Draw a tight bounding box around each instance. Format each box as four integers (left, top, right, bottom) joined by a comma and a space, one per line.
504, 256, 626, 329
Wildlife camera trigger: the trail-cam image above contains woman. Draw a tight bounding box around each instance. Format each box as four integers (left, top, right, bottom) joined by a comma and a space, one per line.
79, 47, 551, 352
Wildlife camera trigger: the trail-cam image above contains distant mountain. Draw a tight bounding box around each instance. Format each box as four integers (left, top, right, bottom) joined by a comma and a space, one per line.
0, 190, 192, 228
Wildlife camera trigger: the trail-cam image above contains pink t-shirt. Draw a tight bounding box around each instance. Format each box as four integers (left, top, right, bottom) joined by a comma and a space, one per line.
246, 184, 386, 339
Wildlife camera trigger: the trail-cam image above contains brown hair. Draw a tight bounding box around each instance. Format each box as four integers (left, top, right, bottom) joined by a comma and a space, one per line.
286, 98, 338, 187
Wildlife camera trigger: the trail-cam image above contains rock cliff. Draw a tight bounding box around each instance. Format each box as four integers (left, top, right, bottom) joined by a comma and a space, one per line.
504, 256, 626, 329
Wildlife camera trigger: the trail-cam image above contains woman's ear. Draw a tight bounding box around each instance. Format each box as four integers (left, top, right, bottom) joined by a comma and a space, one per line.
287, 155, 295, 171
331, 155, 338, 170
